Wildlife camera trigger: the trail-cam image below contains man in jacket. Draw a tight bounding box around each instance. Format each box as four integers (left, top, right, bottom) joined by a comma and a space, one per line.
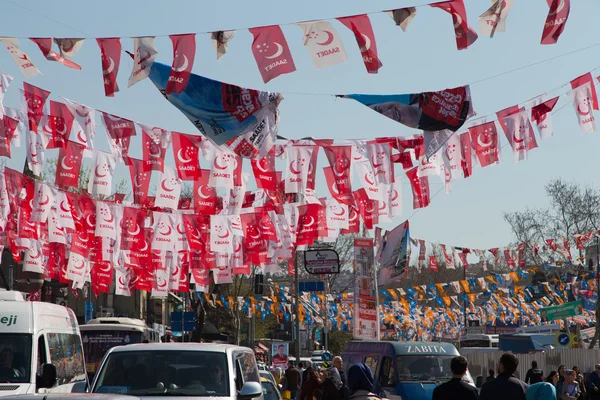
432, 356, 479, 400
480, 353, 528, 400
285, 360, 302, 400
589, 364, 600, 400
334, 356, 350, 400
525, 361, 544, 384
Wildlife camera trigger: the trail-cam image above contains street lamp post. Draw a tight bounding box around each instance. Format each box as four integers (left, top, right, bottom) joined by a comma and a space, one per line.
294, 250, 301, 360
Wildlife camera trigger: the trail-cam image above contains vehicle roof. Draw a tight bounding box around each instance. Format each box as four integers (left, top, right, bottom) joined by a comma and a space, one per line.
106, 342, 252, 353
344, 341, 460, 356
1, 394, 139, 400
85, 317, 148, 327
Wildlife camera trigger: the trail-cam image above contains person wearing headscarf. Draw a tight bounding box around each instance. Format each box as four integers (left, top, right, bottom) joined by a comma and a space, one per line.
274, 367, 284, 386
299, 369, 322, 400
322, 362, 344, 400
526, 382, 557, 400
546, 371, 560, 387
348, 363, 381, 400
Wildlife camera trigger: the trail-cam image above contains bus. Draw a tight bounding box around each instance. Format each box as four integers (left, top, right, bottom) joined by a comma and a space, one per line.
459, 334, 499, 349
80, 317, 160, 378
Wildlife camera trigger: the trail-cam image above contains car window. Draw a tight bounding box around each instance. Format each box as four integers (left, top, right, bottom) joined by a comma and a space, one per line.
94, 350, 229, 397
262, 380, 279, 400
239, 351, 260, 383
46, 333, 86, 385
364, 356, 379, 375
379, 356, 395, 387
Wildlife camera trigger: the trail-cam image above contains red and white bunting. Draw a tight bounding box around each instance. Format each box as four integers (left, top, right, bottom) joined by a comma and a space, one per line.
501, 108, 537, 162
62, 97, 96, 154
139, 123, 170, 172
23, 83, 51, 133
468, 121, 500, 167
26, 129, 50, 176
128, 37, 158, 88
249, 26, 296, 84
152, 212, 176, 252
125, 157, 151, 206
56, 140, 85, 189
96, 38, 122, 97
0, 38, 40, 78
211, 31, 235, 61
155, 165, 182, 210
406, 166, 430, 209
541, 0, 570, 45
100, 111, 135, 160
298, 21, 348, 69
338, 14, 382, 74
531, 96, 559, 139
0, 72, 14, 117
30, 38, 82, 70
569, 82, 596, 135
167, 34, 196, 94
386, 8, 417, 32
431, 0, 478, 50
44, 100, 74, 149
210, 215, 234, 253
53, 38, 84, 58
285, 144, 315, 194
88, 151, 116, 196
171, 131, 202, 180
478, 0, 515, 37
95, 201, 117, 239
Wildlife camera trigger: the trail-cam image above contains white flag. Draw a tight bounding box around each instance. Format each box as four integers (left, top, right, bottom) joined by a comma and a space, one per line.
152, 212, 176, 252
155, 165, 182, 210
95, 201, 117, 239
88, 151, 116, 196
0, 172, 9, 220
366, 142, 393, 184
62, 97, 96, 155
31, 181, 56, 223
213, 262, 233, 284
388, 179, 402, 217
569, 82, 596, 135
55, 191, 75, 230
355, 161, 387, 201
297, 21, 348, 69
325, 198, 349, 229
208, 146, 239, 189
0, 72, 13, 117
23, 243, 44, 273
53, 38, 84, 58
502, 109, 537, 162
168, 255, 182, 291
0, 38, 40, 78
115, 267, 133, 296
418, 150, 443, 177
66, 252, 88, 286
210, 215, 234, 253
128, 37, 158, 87
211, 31, 235, 60
26, 131, 50, 176
285, 144, 314, 194
478, 0, 515, 37
152, 267, 169, 298
48, 208, 67, 244
442, 133, 462, 179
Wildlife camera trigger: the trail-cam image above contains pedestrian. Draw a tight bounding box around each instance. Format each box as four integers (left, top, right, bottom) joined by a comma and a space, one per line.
546, 371, 560, 387
274, 367, 284, 386
558, 369, 580, 400
487, 369, 495, 382
302, 360, 313, 388
526, 382, 557, 400
573, 367, 586, 399
347, 363, 384, 400
526, 361, 544, 384
480, 352, 528, 400
321, 361, 344, 400
333, 356, 350, 400
559, 366, 566, 385
589, 364, 600, 400
432, 356, 479, 400
285, 360, 302, 400
299, 369, 322, 400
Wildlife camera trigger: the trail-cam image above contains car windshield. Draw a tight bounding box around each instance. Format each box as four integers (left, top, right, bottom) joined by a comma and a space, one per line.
396, 355, 473, 384
262, 380, 279, 400
81, 330, 144, 375
94, 350, 229, 397
0, 334, 32, 384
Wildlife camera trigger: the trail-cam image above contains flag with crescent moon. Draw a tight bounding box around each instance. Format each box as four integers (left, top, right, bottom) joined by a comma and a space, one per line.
298, 20, 348, 69
323, 166, 355, 207
193, 170, 218, 215
53, 38, 84, 59
166, 34, 196, 94
155, 165, 182, 210
295, 203, 322, 246
26, 128, 50, 176
124, 157, 151, 206
406, 166, 430, 209
54, 191, 74, 231
338, 15, 382, 74
478, 0, 515, 37
343, 85, 473, 133
120, 206, 147, 252
96, 38, 121, 97
0, 72, 13, 117
367, 142, 394, 185
148, 62, 282, 156
91, 261, 113, 295
0, 116, 17, 157
319, 143, 353, 195
353, 188, 379, 229
459, 132, 473, 178
151, 212, 176, 252
100, 111, 136, 161
285, 144, 315, 194
499, 107, 537, 162
354, 160, 386, 202
569, 81, 596, 135
128, 37, 158, 88
88, 150, 116, 196
48, 208, 67, 244
94, 201, 117, 239
249, 26, 296, 83
0, 38, 40, 78
386, 8, 417, 32
45, 101, 74, 149
441, 133, 461, 179
171, 131, 202, 180
250, 146, 278, 190
114, 266, 132, 296
210, 215, 234, 253
31, 180, 56, 223
571, 73, 598, 110
29, 38, 82, 70
430, 0, 478, 50
4, 107, 25, 148
208, 146, 242, 189
66, 252, 89, 287
541, 0, 570, 45
139, 123, 170, 173
22, 83, 51, 133
531, 96, 559, 139
468, 121, 500, 167
62, 97, 95, 155
56, 140, 85, 189
325, 198, 349, 230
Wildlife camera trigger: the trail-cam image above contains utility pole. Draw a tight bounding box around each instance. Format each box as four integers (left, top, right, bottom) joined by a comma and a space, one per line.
589, 236, 600, 348
294, 250, 301, 360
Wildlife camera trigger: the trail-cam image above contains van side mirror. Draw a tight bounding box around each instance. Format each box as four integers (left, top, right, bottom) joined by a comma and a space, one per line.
238, 381, 263, 400
37, 363, 57, 390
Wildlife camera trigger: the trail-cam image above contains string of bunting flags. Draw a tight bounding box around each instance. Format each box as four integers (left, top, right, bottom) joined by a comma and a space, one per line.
1, 0, 570, 88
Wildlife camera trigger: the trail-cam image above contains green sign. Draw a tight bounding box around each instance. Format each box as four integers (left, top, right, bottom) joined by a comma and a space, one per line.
541, 300, 583, 322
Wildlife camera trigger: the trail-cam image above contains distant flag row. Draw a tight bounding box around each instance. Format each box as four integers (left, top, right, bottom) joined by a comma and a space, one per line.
0, 0, 572, 90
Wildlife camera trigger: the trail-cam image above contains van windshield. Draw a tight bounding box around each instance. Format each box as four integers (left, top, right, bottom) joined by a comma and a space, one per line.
93, 350, 229, 397
81, 330, 144, 375
396, 355, 474, 384
0, 334, 32, 383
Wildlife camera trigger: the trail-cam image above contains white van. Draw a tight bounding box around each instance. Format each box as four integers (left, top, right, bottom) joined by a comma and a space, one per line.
0, 290, 87, 396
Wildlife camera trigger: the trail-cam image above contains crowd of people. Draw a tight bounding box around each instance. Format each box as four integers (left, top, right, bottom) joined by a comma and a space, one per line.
434, 353, 600, 400
274, 357, 384, 400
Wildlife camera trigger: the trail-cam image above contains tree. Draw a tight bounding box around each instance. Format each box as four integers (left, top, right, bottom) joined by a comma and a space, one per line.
503, 178, 600, 348
327, 331, 353, 356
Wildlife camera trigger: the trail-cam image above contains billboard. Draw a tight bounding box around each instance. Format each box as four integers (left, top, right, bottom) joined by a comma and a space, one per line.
353, 238, 378, 340
271, 342, 289, 369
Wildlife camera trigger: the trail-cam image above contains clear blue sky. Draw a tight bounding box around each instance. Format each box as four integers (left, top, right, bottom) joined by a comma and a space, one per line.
2, 0, 600, 251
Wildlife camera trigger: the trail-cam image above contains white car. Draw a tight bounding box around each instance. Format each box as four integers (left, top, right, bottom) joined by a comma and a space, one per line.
90, 343, 263, 399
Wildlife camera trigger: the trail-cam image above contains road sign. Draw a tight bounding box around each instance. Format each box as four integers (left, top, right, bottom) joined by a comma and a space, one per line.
555, 332, 577, 347
304, 249, 340, 275
299, 281, 325, 292
322, 351, 333, 362
171, 311, 196, 332
84, 302, 93, 324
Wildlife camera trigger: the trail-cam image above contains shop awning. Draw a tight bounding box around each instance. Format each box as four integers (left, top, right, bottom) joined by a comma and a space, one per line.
254, 347, 264, 354
258, 342, 269, 352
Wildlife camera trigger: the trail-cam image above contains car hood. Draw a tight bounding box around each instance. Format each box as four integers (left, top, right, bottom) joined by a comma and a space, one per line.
396, 381, 437, 400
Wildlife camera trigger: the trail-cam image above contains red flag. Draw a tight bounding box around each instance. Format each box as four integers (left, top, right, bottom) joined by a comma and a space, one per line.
406, 166, 430, 209
171, 131, 202, 180
340, 207, 360, 234
320, 144, 353, 196
141, 126, 169, 172
541, 0, 570, 45
0, 116, 17, 157
56, 140, 85, 189
120, 206, 146, 252
96, 38, 121, 97
337, 15, 382, 74
182, 214, 208, 252
429, 255, 439, 272
499, 107, 538, 161
323, 167, 355, 207
418, 239, 427, 262
468, 121, 500, 167
125, 157, 151, 206
458, 250, 469, 268
45, 101, 74, 149
295, 204, 321, 246
504, 248, 515, 267
29, 38, 81, 70
431, 0, 478, 50
571, 73, 598, 110
459, 132, 472, 178
91, 261, 113, 295
194, 170, 218, 215
251, 147, 277, 191
101, 111, 136, 157
240, 213, 266, 261
531, 96, 559, 138
167, 34, 196, 94
23, 82, 51, 133
249, 26, 296, 84
352, 188, 378, 229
